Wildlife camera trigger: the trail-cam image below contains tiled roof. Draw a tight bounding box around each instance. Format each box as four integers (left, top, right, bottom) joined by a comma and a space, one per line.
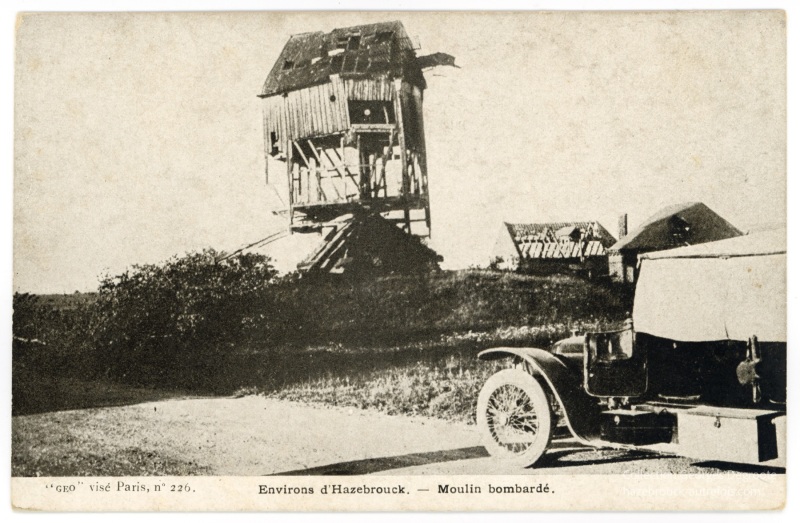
504, 221, 616, 259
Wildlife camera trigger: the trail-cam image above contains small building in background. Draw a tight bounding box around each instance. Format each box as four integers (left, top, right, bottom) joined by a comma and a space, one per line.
491, 221, 617, 277
609, 202, 742, 284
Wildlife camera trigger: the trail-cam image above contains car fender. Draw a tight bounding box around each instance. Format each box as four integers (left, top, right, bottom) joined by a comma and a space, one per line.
479, 347, 601, 442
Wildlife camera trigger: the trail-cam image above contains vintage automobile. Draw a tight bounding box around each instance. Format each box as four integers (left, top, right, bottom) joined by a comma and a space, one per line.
476, 228, 786, 468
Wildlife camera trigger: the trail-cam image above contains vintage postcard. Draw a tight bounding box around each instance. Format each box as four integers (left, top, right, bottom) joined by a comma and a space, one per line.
11, 10, 786, 511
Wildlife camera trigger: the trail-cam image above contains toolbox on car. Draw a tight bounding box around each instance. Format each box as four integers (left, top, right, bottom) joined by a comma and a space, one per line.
676, 406, 782, 465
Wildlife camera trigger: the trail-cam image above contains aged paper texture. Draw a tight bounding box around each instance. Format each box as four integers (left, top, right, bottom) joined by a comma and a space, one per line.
12, 10, 787, 511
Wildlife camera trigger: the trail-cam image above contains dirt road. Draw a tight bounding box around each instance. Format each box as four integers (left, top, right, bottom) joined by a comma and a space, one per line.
12, 396, 768, 476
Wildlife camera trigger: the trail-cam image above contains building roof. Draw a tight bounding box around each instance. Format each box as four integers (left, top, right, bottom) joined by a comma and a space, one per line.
610, 202, 742, 253
503, 221, 616, 260
260, 21, 422, 97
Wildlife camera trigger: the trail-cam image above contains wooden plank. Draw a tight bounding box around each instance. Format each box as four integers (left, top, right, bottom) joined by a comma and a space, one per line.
315, 146, 342, 200
305, 161, 311, 203
339, 135, 347, 197
292, 140, 310, 168
302, 224, 351, 270
306, 139, 330, 202
393, 78, 408, 198
298, 90, 306, 138
280, 96, 288, 153
300, 88, 310, 137
309, 86, 319, 136
312, 86, 323, 135
322, 83, 333, 134
310, 157, 324, 202
298, 89, 307, 138
411, 84, 427, 157
285, 93, 293, 140
261, 99, 271, 154
292, 90, 302, 138
326, 81, 336, 131
351, 123, 395, 132
292, 141, 311, 203
329, 148, 359, 191
271, 102, 279, 150
310, 85, 322, 136
318, 85, 330, 135
263, 98, 275, 152
272, 97, 280, 152
286, 138, 294, 212
396, 80, 411, 233
328, 81, 338, 131
346, 77, 393, 101
322, 83, 332, 132
335, 147, 358, 182
333, 76, 349, 129
286, 93, 295, 141
276, 98, 284, 154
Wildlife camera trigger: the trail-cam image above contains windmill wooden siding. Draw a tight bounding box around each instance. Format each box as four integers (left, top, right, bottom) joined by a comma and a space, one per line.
262, 75, 422, 156
345, 77, 395, 101
262, 76, 351, 155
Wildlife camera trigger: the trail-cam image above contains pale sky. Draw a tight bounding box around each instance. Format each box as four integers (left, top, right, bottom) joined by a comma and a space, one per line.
14, 11, 786, 293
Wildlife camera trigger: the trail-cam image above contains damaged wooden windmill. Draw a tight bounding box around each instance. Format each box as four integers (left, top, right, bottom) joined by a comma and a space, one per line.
258, 21, 455, 275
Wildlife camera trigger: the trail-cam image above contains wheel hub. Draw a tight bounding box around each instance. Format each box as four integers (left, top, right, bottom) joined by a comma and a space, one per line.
496, 412, 509, 426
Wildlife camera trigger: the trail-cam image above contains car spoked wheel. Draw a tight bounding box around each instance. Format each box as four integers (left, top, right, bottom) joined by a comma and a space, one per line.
477, 369, 553, 467
487, 383, 541, 452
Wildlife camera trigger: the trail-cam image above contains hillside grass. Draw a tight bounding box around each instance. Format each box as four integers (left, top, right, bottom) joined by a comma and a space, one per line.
266, 354, 507, 424
13, 259, 629, 422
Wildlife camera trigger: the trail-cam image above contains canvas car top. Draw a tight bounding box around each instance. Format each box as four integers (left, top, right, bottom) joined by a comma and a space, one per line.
640, 227, 785, 259
633, 229, 786, 343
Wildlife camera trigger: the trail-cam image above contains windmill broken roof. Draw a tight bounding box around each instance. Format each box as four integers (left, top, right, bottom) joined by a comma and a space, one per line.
504, 221, 616, 259
260, 21, 421, 97
611, 202, 742, 252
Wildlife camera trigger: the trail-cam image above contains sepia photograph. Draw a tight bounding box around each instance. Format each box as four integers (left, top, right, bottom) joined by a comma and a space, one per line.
9, 6, 788, 512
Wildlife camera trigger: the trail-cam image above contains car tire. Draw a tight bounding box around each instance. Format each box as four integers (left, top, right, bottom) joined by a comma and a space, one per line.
477, 368, 553, 467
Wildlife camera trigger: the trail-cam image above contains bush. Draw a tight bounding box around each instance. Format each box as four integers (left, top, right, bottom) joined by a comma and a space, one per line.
14, 251, 628, 398
90, 250, 278, 386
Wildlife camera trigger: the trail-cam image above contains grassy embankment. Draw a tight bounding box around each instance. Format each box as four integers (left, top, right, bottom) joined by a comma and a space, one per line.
258, 270, 627, 423
15, 267, 627, 423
